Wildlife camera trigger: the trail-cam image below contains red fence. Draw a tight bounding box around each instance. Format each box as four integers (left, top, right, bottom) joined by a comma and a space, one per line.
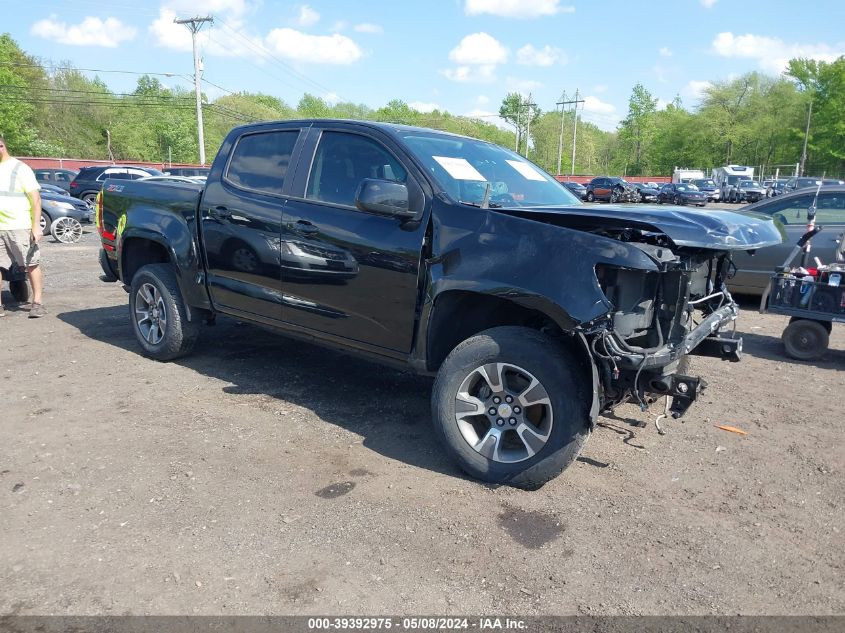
19, 157, 205, 171
554, 175, 672, 185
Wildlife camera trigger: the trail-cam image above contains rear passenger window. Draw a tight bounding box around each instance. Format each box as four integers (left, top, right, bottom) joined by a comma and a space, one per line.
306, 131, 406, 207
226, 131, 299, 195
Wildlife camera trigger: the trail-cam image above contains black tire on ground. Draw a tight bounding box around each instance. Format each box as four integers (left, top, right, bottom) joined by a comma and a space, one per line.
129, 263, 199, 361
586, 191, 595, 202
99, 249, 119, 282
431, 326, 590, 489
789, 315, 832, 334
10, 279, 30, 303
782, 319, 829, 361
40, 212, 52, 235
674, 195, 682, 205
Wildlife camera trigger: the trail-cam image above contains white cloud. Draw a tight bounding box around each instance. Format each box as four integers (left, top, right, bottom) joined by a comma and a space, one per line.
580, 95, 620, 131
409, 101, 441, 113
31, 15, 136, 47
686, 80, 713, 99
711, 31, 845, 73
325, 92, 340, 104
354, 23, 383, 34
655, 98, 669, 110
659, 46, 672, 57
441, 65, 497, 83
265, 28, 363, 64
295, 5, 320, 27
700, 0, 718, 7
465, 0, 575, 19
582, 95, 616, 115
449, 32, 508, 65
505, 76, 543, 93
516, 44, 565, 66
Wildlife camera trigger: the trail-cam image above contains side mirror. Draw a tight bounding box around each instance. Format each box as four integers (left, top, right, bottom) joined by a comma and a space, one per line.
355, 178, 415, 218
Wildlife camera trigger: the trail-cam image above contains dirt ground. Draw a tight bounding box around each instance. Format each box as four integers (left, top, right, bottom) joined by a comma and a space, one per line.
0, 227, 843, 616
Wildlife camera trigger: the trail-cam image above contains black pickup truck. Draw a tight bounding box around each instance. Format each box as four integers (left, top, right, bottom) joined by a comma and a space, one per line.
96, 119, 781, 488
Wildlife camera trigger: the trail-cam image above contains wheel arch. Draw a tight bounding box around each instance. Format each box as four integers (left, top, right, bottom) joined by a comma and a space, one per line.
422, 289, 600, 425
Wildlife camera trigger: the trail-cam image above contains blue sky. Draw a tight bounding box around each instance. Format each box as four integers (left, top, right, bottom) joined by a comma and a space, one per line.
4, 0, 845, 131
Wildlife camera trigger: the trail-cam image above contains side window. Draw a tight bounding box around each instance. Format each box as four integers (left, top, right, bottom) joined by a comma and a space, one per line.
36, 171, 51, 181
814, 194, 845, 224
55, 173, 71, 183
765, 194, 814, 223
109, 171, 133, 180
226, 130, 299, 195
306, 131, 407, 207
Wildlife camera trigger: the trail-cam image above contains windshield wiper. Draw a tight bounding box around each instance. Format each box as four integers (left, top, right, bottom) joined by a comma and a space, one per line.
459, 200, 503, 208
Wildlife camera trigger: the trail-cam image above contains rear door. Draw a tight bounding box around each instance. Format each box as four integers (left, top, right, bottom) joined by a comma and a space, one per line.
279, 125, 428, 354
200, 126, 305, 322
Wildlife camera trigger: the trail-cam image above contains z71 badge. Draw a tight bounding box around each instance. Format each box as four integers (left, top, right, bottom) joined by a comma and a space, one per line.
106, 184, 124, 192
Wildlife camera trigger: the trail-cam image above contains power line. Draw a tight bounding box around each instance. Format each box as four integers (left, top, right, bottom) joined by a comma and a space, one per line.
215, 18, 343, 101
0, 61, 186, 78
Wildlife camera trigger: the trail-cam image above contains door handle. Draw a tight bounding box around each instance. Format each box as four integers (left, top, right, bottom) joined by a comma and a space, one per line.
290, 220, 319, 236
209, 205, 232, 220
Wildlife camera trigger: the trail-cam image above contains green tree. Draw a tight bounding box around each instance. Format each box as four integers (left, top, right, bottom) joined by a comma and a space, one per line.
618, 83, 657, 174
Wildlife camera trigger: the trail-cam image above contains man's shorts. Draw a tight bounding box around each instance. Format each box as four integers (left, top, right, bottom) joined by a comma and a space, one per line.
0, 229, 41, 269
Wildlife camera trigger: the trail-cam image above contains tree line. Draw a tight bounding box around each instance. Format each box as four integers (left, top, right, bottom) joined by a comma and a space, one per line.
2, 33, 843, 178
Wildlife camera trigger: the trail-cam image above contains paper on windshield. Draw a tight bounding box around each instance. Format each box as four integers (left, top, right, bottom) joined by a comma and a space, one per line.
433, 156, 486, 181
506, 160, 546, 181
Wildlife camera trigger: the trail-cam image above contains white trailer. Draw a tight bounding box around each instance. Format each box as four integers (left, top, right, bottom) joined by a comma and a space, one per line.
672, 167, 706, 184
712, 165, 755, 203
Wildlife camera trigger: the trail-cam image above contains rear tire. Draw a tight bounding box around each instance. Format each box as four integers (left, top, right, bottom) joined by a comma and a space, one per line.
129, 264, 199, 361
99, 249, 119, 282
431, 326, 590, 489
586, 191, 595, 202
782, 319, 828, 361
10, 279, 30, 303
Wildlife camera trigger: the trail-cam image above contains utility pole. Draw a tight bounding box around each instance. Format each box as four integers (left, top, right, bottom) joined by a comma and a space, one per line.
175, 15, 213, 165
799, 99, 812, 177
556, 91, 567, 177
556, 89, 584, 176
523, 94, 536, 158
514, 98, 521, 152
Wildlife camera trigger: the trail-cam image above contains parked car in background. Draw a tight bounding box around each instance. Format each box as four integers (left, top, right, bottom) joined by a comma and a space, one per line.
561, 181, 587, 199
763, 179, 788, 197
732, 180, 767, 203
585, 176, 638, 202
40, 189, 94, 236
68, 166, 163, 204
631, 182, 659, 202
691, 178, 720, 202
783, 176, 845, 194
657, 183, 708, 207
729, 186, 845, 295
164, 167, 211, 178
34, 168, 78, 192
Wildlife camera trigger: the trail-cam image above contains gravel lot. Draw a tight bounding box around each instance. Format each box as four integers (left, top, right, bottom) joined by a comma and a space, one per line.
1, 223, 843, 616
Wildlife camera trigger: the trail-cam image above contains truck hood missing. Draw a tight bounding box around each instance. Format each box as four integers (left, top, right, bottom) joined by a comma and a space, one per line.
500, 205, 783, 251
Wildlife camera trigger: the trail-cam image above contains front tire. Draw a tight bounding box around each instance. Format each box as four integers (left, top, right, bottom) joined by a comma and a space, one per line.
40, 212, 52, 235
129, 264, 199, 361
431, 326, 590, 489
586, 191, 595, 202
673, 195, 682, 205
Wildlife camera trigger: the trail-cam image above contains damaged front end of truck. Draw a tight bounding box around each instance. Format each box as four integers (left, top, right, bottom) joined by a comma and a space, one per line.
428, 204, 784, 425
528, 206, 782, 419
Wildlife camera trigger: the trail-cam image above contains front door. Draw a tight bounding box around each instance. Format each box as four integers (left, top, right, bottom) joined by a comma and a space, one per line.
280, 129, 427, 354
200, 128, 302, 321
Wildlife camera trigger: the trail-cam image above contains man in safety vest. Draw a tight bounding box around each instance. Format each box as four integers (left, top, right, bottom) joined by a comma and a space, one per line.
0, 134, 46, 317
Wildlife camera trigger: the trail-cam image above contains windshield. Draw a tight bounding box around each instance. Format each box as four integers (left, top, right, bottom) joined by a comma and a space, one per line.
401, 131, 580, 207
676, 184, 697, 191
694, 179, 715, 187
742, 181, 762, 187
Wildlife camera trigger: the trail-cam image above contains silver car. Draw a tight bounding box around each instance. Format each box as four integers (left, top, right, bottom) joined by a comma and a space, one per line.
729, 186, 845, 295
